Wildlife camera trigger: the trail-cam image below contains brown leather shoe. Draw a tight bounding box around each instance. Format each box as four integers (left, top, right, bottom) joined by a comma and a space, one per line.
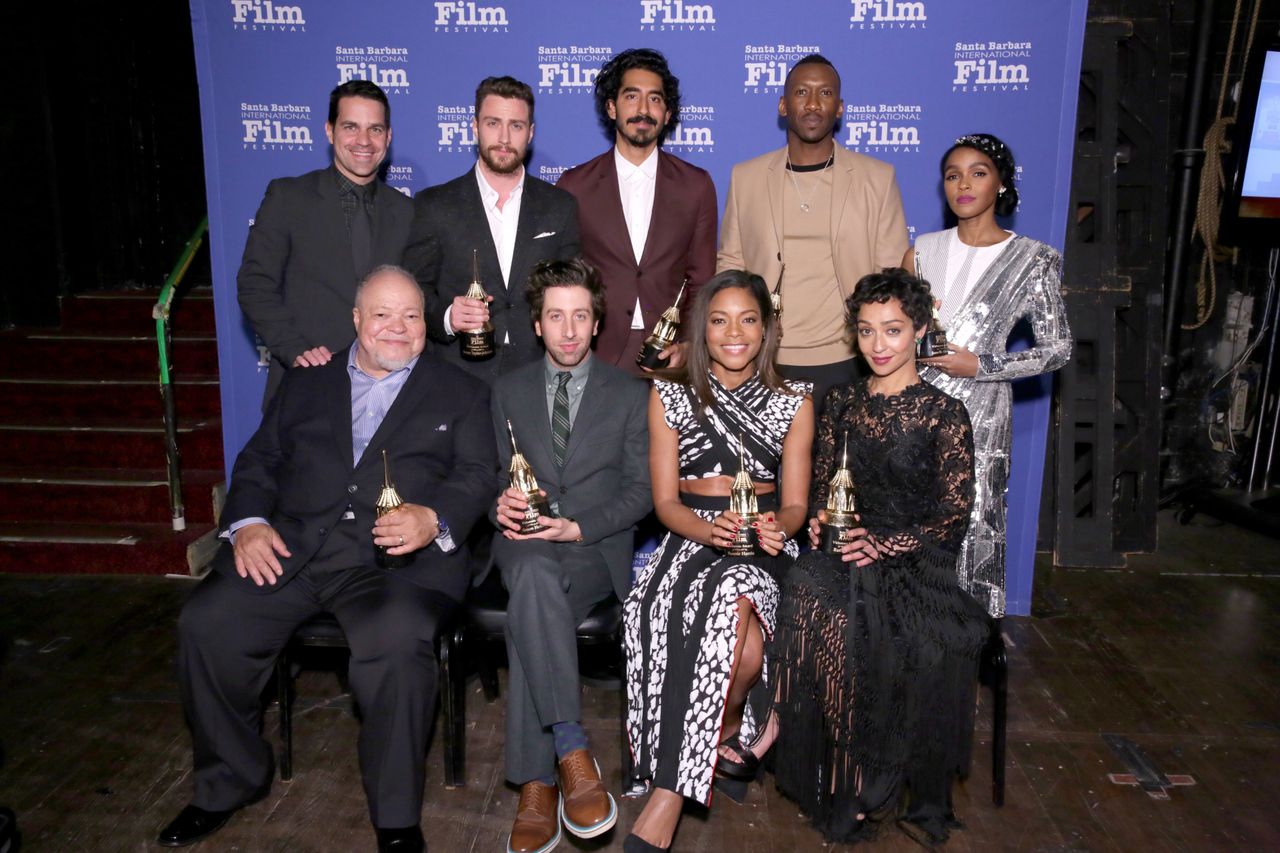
508, 781, 561, 853
557, 749, 617, 838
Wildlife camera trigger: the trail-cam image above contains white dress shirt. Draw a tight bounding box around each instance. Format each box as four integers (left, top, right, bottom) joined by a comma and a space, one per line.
615, 146, 658, 329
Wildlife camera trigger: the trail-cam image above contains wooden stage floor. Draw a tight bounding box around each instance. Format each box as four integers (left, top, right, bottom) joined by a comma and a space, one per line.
1, 510, 1277, 852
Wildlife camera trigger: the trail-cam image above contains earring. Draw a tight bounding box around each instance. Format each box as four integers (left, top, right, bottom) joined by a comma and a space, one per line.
998, 187, 1007, 195
914, 337, 922, 343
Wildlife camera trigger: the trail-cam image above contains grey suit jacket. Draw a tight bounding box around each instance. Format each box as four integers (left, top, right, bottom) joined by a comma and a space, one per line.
487, 356, 651, 598
236, 167, 414, 405
402, 168, 580, 383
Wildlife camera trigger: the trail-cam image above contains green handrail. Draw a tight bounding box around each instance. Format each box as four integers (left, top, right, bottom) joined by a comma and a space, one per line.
153, 217, 209, 532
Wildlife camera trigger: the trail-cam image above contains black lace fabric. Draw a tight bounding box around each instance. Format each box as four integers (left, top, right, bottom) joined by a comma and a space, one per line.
773, 381, 990, 844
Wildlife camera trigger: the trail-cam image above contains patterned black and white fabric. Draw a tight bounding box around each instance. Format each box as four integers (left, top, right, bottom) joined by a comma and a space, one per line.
623, 372, 810, 805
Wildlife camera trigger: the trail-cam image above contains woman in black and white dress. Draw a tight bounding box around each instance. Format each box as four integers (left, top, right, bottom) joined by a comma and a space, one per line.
622, 270, 813, 852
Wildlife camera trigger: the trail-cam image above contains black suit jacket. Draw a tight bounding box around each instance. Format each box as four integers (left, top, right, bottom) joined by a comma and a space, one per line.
402, 168, 580, 382
213, 348, 496, 595
236, 167, 414, 404
556, 150, 717, 369
488, 357, 651, 599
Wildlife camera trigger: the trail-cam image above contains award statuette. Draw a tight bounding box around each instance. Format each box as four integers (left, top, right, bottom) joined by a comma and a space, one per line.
635, 279, 687, 370
819, 433, 858, 554
460, 249, 495, 361
375, 449, 411, 568
506, 420, 552, 534
726, 438, 762, 557
916, 301, 949, 359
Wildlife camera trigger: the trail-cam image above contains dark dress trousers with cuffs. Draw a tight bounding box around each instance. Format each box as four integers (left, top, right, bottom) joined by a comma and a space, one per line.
555, 150, 717, 372
176, 349, 494, 829
236, 167, 414, 406
488, 357, 651, 784
402, 170, 580, 383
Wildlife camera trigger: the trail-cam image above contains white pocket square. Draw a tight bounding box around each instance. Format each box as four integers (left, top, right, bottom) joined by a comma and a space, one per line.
435, 423, 448, 432
533, 231, 556, 239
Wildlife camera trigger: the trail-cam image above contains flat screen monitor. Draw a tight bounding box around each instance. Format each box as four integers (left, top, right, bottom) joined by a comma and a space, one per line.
1225, 40, 1280, 246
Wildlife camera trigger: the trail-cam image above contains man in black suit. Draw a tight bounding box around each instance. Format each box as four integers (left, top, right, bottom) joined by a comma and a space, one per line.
238, 80, 414, 405
404, 76, 580, 383
158, 267, 494, 853
489, 259, 650, 853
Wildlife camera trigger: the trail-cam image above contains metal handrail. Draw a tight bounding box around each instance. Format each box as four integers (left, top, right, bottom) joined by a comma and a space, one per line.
152, 217, 209, 532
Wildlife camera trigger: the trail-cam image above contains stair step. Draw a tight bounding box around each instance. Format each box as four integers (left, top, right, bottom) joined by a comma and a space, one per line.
59, 290, 216, 335
0, 378, 221, 420
0, 333, 219, 380
0, 470, 222, 524
0, 421, 224, 471
0, 521, 216, 575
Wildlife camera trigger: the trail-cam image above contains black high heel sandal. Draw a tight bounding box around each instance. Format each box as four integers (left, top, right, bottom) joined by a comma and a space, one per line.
714, 733, 763, 782
623, 832, 670, 852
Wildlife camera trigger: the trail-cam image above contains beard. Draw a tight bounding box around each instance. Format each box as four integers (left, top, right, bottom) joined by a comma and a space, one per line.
617, 117, 660, 148
480, 144, 524, 175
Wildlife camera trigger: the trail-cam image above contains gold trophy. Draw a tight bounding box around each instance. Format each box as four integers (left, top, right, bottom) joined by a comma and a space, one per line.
770, 264, 785, 319
916, 301, 950, 359
726, 437, 761, 557
506, 420, 552, 534
635, 278, 687, 370
819, 433, 859, 554
375, 449, 411, 568
460, 249, 495, 361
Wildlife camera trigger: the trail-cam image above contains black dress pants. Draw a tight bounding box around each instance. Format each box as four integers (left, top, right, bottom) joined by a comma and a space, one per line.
177, 559, 461, 828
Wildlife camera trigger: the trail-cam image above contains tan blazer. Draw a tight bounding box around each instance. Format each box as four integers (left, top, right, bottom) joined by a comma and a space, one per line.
716, 145, 909, 300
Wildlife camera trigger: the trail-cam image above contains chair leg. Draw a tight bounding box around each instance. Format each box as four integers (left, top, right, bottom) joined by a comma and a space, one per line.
988, 621, 1008, 807
477, 637, 500, 702
439, 626, 465, 788
276, 650, 293, 782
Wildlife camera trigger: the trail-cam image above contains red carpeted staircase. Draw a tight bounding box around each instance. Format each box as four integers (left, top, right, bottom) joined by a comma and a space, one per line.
0, 289, 225, 575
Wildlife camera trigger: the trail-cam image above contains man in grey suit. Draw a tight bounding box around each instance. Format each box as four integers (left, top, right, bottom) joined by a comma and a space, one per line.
237, 80, 414, 405
489, 259, 650, 853
403, 76, 580, 383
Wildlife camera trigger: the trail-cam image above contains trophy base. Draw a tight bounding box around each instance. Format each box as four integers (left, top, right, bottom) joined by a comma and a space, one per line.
820, 523, 856, 555
376, 546, 411, 569
519, 495, 552, 535
636, 340, 671, 370
725, 521, 761, 558
916, 330, 949, 359
461, 331, 496, 361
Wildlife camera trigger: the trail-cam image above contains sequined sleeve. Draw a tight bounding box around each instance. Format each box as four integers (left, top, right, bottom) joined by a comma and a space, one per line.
976, 242, 1072, 382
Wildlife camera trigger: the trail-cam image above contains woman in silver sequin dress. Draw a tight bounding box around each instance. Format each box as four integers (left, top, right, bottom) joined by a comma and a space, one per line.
904, 133, 1071, 618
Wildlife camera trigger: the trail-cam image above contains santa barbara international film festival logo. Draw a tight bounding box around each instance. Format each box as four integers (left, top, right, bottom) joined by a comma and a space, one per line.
537, 46, 614, 95
843, 103, 921, 153
433, 1, 509, 32
639, 0, 716, 31
848, 0, 926, 30
240, 102, 314, 151
953, 38, 1031, 93
336, 45, 411, 95
437, 105, 476, 153
743, 43, 821, 94
230, 0, 306, 32
664, 105, 715, 153
386, 165, 415, 198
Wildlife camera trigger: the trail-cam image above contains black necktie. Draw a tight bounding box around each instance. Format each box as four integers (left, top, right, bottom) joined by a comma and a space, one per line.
552, 372, 571, 467
350, 185, 373, 278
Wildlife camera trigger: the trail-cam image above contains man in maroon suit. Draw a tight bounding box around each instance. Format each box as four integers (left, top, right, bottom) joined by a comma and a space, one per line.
556, 48, 717, 374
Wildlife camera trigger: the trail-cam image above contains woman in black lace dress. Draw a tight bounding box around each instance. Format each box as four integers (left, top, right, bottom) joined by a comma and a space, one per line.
771, 268, 988, 846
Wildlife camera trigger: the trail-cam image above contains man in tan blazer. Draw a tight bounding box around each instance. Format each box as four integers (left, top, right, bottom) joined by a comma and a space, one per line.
718, 54, 908, 408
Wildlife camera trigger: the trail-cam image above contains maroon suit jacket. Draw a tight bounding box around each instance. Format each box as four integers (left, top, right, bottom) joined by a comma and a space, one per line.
556, 149, 717, 370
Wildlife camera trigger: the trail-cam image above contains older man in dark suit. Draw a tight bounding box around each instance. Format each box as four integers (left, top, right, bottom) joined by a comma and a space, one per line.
556, 48, 717, 375
237, 80, 415, 406
403, 76, 580, 383
158, 267, 494, 853
488, 259, 650, 853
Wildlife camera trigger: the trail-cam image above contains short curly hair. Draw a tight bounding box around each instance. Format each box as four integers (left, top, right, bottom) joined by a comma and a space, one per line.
844, 268, 935, 334
593, 48, 681, 137
941, 132, 1019, 216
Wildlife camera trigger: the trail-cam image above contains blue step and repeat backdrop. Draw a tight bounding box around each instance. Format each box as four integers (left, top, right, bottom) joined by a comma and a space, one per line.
190, 0, 1087, 615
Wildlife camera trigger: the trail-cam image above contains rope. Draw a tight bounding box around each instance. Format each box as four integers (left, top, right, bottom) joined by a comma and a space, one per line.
1183, 0, 1261, 330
